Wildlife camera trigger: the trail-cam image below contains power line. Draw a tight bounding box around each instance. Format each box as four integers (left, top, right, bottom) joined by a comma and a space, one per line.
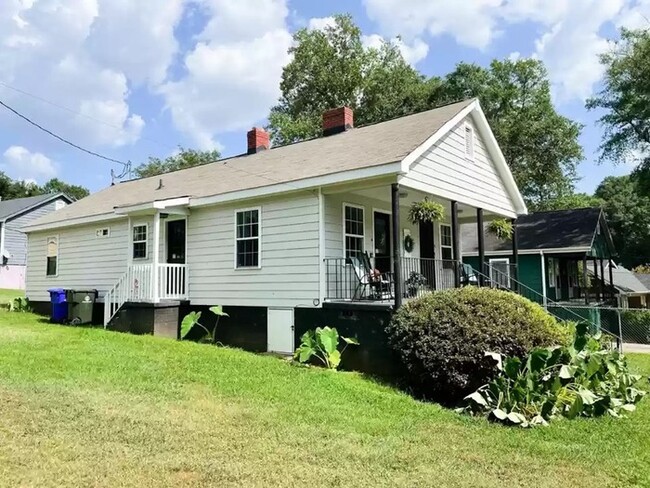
0, 98, 130, 168
0, 81, 177, 151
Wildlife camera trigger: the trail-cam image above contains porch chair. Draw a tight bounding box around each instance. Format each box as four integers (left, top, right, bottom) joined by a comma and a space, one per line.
347, 252, 394, 301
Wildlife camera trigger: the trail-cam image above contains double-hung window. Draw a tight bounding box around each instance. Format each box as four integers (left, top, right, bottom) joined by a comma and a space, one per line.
132, 224, 148, 260
440, 224, 453, 260
344, 204, 364, 259
46, 236, 58, 276
236, 209, 260, 268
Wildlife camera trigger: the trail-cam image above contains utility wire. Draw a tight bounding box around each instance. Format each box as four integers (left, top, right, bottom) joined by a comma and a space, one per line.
0, 98, 130, 167
0, 81, 177, 151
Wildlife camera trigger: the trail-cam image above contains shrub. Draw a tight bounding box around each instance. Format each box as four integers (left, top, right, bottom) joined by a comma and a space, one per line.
621, 310, 650, 344
461, 323, 646, 427
387, 287, 568, 403
295, 326, 359, 369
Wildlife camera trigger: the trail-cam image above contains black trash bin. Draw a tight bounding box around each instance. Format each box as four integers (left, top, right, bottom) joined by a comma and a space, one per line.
66, 290, 98, 325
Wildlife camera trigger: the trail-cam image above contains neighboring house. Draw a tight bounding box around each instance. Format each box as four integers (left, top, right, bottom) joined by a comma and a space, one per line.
462, 208, 617, 306
23, 99, 527, 354
0, 193, 72, 289
603, 264, 650, 309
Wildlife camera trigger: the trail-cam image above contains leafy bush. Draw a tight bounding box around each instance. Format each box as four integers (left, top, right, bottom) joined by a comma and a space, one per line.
180, 305, 229, 343
462, 323, 647, 427
9, 297, 31, 313
621, 310, 650, 344
387, 287, 568, 403
295, 326, 359, 369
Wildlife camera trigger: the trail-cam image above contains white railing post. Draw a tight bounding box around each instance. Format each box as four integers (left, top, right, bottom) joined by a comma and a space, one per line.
152, 212, 161, 303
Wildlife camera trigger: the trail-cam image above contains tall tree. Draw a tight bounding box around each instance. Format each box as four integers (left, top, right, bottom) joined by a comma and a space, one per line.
587, 28, 650, 174
439, 59, 584, 207
268, 15, 429, 145
594, 175, 650, 268
134, 147, 221, 178
41, 178, 89, 201
531, 192, 603, 212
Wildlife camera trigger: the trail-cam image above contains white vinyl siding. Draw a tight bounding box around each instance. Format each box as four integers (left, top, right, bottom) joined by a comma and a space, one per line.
26, 219, 129, 302
187, 193, 320, 307
4, 198, 66, 266
400, 116, 516, 217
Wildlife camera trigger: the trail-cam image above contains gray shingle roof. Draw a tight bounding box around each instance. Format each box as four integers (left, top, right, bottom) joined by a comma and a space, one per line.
605, 266, 649, 294
462, 208, 604, 253
0, 194, 67, 221
30, 100, 475, 228
634, 273, 650, 290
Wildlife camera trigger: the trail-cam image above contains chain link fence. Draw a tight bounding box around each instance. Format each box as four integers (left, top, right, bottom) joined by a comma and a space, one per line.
547, 305, 650, 347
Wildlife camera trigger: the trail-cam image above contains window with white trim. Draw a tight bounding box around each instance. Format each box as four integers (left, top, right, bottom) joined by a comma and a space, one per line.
236, 209, 260, 268
440, 224, 453, 260
96, 228, 110, 238
132, 224, 148, 260
46, 236, 58, 276
548, 258, 559, 288
464, 124, 475, 160
344, 204, 364, 258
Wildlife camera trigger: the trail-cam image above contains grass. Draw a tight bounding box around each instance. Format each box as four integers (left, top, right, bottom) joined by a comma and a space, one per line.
0, 287, 24, 306
0, 314, 649, 488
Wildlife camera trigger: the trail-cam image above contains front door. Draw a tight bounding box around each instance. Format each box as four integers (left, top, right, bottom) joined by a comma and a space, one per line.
166, 220, 186, 296
167, 220, 186, 264
373, 211, 391, 273
419, 221, 437, 290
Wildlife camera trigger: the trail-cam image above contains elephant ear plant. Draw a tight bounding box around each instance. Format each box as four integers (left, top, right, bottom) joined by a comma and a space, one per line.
295, 326, 359, 370
180, 305, 229, 344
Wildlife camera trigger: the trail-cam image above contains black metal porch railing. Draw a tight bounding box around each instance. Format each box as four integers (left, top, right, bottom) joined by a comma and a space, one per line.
323, 257, 469, 302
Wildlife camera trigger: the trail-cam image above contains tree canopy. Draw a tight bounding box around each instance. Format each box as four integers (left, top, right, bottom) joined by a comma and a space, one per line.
594, 175, 650, 268
530, 192, 603, 212
268, 15, 583, 207
41, 178, 89, 201
587, 28, 650, 170
134, 147, 221, 178
0, 173, 89, 202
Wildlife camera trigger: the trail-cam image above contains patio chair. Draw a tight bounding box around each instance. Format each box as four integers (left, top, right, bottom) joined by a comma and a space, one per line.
346, 253, 393, 300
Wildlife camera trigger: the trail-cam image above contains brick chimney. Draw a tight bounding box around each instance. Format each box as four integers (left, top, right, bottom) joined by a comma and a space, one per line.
247, 127, 270, 154
323, 106, 353, 136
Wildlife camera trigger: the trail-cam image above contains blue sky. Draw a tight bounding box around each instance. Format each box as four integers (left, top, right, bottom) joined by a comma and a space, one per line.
0, 0, 648, 194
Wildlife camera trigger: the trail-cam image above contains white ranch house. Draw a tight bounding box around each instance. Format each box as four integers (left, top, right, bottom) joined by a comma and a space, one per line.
24, 99, 527, 353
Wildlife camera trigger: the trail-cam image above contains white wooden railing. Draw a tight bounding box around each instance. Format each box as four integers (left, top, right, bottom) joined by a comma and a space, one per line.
103, 263, 188, 327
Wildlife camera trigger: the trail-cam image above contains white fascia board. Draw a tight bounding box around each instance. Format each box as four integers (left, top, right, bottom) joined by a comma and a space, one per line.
23, 213, 125, 233
190, 162, 403, 208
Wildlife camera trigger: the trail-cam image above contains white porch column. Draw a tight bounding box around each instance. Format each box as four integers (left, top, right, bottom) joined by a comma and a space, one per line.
152, 211, 161, 303
540, 251, 548, 308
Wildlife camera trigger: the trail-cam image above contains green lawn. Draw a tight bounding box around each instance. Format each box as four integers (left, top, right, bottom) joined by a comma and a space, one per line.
0, 287, 24, 305
0, 313, 649, 487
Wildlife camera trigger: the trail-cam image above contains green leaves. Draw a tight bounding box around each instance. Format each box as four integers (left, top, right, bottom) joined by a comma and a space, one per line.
209, 305, 229, 318
487, 219, 513, 240
293, 326, 360, 370
408, 198, 445, 225
181, 311, 202, 340
461, 325, 647, 427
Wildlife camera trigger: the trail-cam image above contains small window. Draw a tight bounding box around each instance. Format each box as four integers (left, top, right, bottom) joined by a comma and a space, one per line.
46, 236, 58, 276
440, 224, 453, 260
344, 204, 364, 259
235, 209, 260, 268
464, 124, 475, 160
96, 228, 110, 238
132, 224, 148, 260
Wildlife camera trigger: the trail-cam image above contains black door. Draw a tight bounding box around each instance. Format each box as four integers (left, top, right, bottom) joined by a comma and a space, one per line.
373, 212, 391, 273
166, 220, 186, 296
167, 220, 186, 264
419, 221, 437, 290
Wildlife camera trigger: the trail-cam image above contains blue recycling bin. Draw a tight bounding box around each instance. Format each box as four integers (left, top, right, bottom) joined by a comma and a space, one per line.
48, 288, 68, 323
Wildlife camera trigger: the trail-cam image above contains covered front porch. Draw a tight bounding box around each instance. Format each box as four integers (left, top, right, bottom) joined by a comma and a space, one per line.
321, 177, 520, 307
104, 198, 191, 326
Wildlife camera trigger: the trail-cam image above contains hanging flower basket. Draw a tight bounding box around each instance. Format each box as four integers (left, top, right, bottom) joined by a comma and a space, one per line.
408, 198, 444, 225
487, 219, 513, 240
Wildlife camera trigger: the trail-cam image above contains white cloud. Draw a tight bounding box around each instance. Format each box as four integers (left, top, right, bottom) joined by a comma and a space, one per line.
362, 34, 429, 65
160, 0, 292, 149
308, 16, 336, 31
362, 0, 646, 102
1, 145, 57, 183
